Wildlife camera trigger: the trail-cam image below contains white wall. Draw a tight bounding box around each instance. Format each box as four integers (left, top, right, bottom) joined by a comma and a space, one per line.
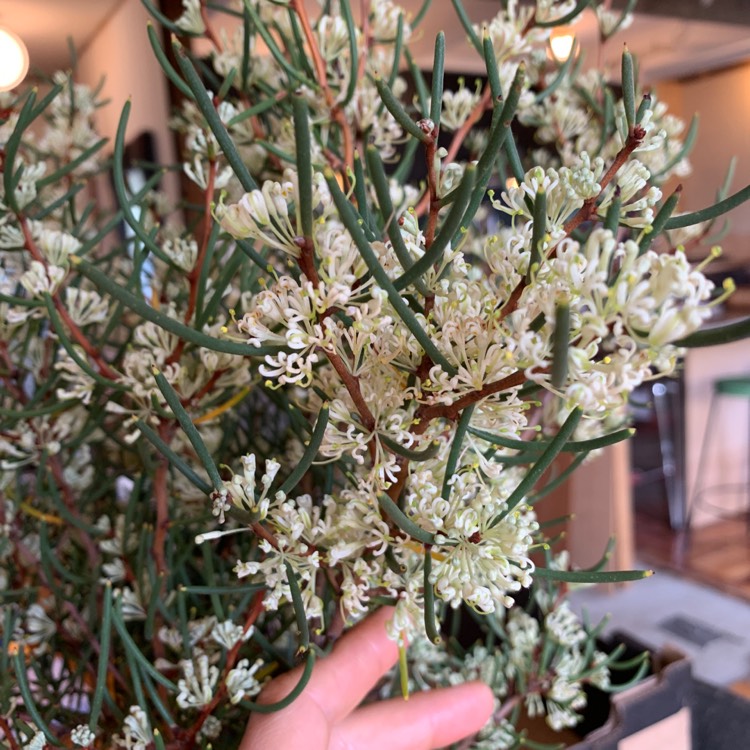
77, 0, 178, 199
656, 62, 750, 267
656, 65, 750, 527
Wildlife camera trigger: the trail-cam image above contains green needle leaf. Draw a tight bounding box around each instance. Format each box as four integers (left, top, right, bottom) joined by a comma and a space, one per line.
278, 405, 329, 495
136, 419, 212, 495
324, 169, 457, 375
603, 189, 622, 234
113, 597, 178, 692
244, 651, 316, 713
340, 0, 359, 104
492, 407, 583, 524
365, 145, 430, 296
89, 582, 113, 731
450, 0, 482, 53
527, 187, 547, 280
152, 367, 224, 492
423, 547, 441, 644
285, 561, 310, 650
377, 493, 436, 545
14, 649, 61, 745
393, 163, 477, 290
74, 256, 282, 357
664, 182, 750, 230
533, 566, 653, 583
551, 301, 570, 389
639, 185, 682, 254
430, 32, 445, 128
534, 0, 590, 27
173, 38, 258, 192
621, 45, 636, 132
146, 22, 194, 100
676, 316, 750, 348
373, 74, 431, 143
441, 405, 475, 500
380, 434, 441, 462
292, 92, 314, 240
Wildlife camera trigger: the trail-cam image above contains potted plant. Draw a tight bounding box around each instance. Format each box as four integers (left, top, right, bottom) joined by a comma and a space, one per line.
1, 0, 747, 747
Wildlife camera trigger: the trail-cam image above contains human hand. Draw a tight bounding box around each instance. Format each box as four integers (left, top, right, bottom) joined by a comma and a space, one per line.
240, 607, 494, 750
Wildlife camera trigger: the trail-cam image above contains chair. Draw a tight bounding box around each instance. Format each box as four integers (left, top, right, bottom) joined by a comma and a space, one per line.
688, 376, 750, 529
631, 376, 687, 530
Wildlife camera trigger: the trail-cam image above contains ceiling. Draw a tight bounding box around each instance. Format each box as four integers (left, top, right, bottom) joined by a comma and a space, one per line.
2, 0, 750, 85
0, 0, 120, 76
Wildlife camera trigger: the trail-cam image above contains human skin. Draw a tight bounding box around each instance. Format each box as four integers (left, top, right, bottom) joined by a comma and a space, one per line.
241, 607, 495, 750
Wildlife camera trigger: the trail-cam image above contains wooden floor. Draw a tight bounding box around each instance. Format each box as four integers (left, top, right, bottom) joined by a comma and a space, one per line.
636, 513, 750, 602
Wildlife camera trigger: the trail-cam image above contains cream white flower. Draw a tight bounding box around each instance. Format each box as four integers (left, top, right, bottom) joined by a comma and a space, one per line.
20, 261, 66, 298
218, 178, 302, 257
226, 657, 264, 703
440, 80, 482, 132
212, 619, 251, 649
23, 732, 47, 750
176, 653, 220, 709
71, 725, 96, 747
175, 0, 205, 34
114, 707, 152, 750
65, 287, 109, 327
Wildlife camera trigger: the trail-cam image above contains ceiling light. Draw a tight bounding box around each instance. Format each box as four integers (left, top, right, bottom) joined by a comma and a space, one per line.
0, 27, 29, 92
549, 28, 576, 64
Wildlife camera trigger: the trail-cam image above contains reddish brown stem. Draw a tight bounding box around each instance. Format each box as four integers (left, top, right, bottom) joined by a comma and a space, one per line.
297, 240, 377, 435
0, 716, 21, 750
47, 455, 100, 565
291, 0, 354, 171
415, 369, 530, 429
445, 86, 492, 165
562, 125, 645, 237
251, 520, 281, 550
200, 1, 223, 52
167, 158, 218, 365
500, 126, 646, 322
189, 368, 226, 405
18, 216, 120, 381
326, 349, 376, 433
183, 590, 266, 746
153, 420, 175, 581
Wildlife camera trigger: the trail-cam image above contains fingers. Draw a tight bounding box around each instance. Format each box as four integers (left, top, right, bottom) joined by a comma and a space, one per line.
253, 606, 397, 711
330, 680, 495, 750
300, 605, 399, 723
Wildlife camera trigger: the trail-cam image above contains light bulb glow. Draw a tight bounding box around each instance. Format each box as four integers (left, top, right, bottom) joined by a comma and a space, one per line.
549, 30, 576, 64
0, 27, 29, 92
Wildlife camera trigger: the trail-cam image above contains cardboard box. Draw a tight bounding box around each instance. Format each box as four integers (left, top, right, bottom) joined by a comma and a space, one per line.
517, 641, 691, 750
571, 643, 691, 750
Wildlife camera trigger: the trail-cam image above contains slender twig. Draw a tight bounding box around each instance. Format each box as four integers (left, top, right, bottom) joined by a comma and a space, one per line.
47, 455, 100, 564
445, 85, 492, 165
199, 0, 223, 52
416, 369, 530, 427
0, 716, 20, 750
499, 126, 646, 322
297, 240, 377, 434
183, 590, 266, 746
153, 421, 175, 582
562, 125, 646, 237
167, 158, 218, 365
291, 0, 354, 170
18, 216, 120, 381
